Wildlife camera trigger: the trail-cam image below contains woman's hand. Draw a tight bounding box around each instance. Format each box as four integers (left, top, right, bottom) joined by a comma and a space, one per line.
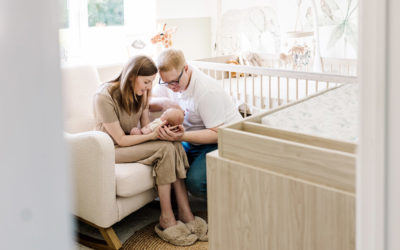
149, 120, 168, 140
158, 124, 185, 141
149, 129, 159, 140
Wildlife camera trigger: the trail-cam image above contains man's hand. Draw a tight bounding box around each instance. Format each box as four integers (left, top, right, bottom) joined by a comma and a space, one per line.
158, 124, 185, 141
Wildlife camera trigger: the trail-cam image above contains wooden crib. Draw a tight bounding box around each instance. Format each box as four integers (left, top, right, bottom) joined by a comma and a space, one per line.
190, 56, 357, 116
206, 82, 359, 250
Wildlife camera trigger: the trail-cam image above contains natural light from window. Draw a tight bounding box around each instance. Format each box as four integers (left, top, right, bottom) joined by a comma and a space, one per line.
59, 0, 156, 66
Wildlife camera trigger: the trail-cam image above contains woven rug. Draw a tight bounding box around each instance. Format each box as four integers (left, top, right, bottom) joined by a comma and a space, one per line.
122, 211, 208, 250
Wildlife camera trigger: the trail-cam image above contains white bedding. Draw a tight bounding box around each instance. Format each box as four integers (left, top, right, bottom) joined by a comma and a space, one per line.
261, 83, 359, 142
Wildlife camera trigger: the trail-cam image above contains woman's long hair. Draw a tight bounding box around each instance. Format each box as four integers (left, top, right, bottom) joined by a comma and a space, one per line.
108, 56, 158, 115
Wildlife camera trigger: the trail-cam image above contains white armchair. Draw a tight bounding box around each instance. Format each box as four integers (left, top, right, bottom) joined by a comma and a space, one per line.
62, 64, 157, 249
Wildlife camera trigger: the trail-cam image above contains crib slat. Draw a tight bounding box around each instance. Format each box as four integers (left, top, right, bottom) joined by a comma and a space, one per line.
236, 73, 240, 101
260, 75, 264, 109
286, 77, 289, 104
269, 76, 272, 109
316, 80, 319, 92
296, 78, 299, 100
244, 75, 247, 117
229, 72, 232, 97
252, 75, 255, 107
278, 76, 281, 106
222, 71, 225, 90
306, 79, 309, 96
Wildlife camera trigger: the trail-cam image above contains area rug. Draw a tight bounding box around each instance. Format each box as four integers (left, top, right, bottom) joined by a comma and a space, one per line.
122, 211, 208, 250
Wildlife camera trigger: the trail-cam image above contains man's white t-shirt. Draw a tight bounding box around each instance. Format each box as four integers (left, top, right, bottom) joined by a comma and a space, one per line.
153, 66, 242, 132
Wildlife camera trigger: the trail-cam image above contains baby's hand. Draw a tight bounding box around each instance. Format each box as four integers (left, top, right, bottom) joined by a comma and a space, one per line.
141, 127, 152, 135
130, 127, 142, 135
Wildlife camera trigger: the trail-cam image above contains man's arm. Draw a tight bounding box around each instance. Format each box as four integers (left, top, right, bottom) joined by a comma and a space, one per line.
158, 125, 219, 144
182, 128, 218, 144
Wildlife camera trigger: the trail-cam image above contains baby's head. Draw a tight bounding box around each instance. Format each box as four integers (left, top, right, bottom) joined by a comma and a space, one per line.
160, 108, 184, 126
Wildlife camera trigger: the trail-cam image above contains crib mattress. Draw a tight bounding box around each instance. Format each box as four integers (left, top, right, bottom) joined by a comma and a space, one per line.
261, 83, 358, 142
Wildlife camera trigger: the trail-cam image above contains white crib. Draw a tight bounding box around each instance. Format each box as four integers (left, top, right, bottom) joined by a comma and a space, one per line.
190, 56, 357, 117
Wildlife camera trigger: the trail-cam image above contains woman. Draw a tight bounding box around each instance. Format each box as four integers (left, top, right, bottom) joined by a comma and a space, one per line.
93, 55, 207, 246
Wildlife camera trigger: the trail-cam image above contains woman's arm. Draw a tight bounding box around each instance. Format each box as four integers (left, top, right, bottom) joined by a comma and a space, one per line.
140, 107, 151, 127
103, 121, 158, 147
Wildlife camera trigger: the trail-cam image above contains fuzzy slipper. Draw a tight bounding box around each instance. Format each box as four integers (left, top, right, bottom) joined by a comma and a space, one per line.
154, 221, 198, 246
185, 216, 208, 241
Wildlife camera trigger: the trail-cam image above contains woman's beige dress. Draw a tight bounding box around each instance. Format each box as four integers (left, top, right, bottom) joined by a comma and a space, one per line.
93, 82, 189, 185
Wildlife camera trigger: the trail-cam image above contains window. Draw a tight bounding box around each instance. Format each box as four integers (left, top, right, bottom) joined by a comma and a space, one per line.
60, 0, 69, 29
88, 0, 124, 27
59, 0, 156, 65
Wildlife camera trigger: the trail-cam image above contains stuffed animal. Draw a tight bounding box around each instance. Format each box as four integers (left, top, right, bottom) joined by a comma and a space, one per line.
151, 23, 177, 48
226, 59, 244, 78
279, 53, 293, 68
240, 52, 264, 67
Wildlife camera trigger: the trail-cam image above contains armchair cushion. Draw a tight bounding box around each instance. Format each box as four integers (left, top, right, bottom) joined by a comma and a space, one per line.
115, 163, 155, 197
65, 130, 119, 227
62, 64, 100, 133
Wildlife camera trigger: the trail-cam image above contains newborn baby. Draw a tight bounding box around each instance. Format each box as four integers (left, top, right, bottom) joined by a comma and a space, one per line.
130, 108, 184, 135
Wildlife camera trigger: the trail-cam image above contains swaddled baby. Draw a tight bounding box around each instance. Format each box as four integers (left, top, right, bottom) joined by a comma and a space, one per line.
130, 108, 184, 135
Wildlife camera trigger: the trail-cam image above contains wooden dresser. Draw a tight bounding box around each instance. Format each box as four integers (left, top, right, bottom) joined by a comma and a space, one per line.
206, 99, 356, 250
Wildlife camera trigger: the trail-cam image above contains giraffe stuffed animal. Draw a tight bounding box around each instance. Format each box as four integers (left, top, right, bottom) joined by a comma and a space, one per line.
151, 23, 177, 48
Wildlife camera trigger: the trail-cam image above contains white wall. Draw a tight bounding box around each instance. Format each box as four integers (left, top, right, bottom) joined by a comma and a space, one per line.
156, 18, 212, 60
155, 0, 214, 59
156, 0, 214, 19
386, 0, 400, 248
219, 0, 358, 59
221, 0, 275, 13
358, 0, 400, 249
0, 1, 72, 249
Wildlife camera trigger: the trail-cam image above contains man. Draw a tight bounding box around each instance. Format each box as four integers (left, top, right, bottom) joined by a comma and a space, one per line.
152, 49, 242, 198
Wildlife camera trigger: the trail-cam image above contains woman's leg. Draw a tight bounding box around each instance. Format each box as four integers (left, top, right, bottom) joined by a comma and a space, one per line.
158, 183, 178, 229
115, 141, 181, 229
173, 179, 195, 223
174, 179, 209, 242
115, 141, 192, 227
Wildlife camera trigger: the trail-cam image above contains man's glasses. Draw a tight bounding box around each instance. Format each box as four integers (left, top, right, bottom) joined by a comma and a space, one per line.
158, 68, 184, 86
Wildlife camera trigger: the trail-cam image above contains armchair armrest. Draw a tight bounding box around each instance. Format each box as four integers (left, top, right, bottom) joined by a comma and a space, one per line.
65, 131, 119, 228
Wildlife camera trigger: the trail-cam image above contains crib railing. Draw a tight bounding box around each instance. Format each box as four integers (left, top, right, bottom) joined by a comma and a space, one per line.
197, 54, 357, 76
190, 60, 358, 117
321, 58, 357, 76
